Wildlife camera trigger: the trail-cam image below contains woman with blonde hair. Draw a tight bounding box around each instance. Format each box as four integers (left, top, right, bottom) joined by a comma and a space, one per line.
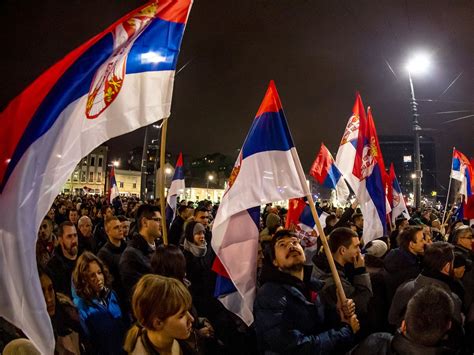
72, 251, 127, 354
124, 274, 195, 354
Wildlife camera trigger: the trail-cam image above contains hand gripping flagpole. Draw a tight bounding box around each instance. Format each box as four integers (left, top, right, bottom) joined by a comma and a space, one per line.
159, 118, 169, 245
290, 149, 348, 303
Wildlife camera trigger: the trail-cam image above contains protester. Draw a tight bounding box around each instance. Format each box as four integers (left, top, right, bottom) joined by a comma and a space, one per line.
123, 274, 194, 354
254, 229, 359, 354
36, 216, 57, 269
47, 221, 79, 297
77, 216, 96, 254
119, 204, 162, 301
72, 252, 127, 354
168, 205, 192, 246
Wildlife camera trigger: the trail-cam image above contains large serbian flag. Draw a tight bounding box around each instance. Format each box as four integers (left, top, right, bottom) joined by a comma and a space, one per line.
310, 142, 350, 204
211, 81, 307, 325
0, 1, 192, 353
353, 107, 387, 243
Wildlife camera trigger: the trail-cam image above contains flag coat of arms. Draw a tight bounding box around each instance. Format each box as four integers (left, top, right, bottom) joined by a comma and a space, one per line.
310, 142, 349, 204
166, 152, 185, 228
211, 81, 308, 325
0, 1, 192, 353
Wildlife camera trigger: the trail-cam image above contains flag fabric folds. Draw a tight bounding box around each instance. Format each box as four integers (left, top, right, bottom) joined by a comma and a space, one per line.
352, 107, 387, 243
335, 94, 366, 197
211, 80, 308, 325
451, 149, 474, 219
0, 1, 192, 353
108, 166, 120, 204
166, 152, 185, 228
310, 143, 350, 204
388, 163, 410, 224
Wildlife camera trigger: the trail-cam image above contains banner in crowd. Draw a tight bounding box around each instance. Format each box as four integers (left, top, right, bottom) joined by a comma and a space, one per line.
0, 1, 192, 352
166, 152, 185, 228
211, 80, 308, 325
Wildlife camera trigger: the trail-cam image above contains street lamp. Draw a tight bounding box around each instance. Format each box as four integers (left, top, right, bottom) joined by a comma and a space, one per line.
206, 174, 214, 198
406, 52, 431, 210
113, 160, 120, 168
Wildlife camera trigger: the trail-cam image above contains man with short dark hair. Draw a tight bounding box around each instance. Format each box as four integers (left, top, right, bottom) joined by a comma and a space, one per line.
168, 205, 191, 246
36, 216, 57, 268
383, 226, 425, 301
313, 227, 372, 317
351, 213, 364, 238
389, 242, 462, 328
254, 229, 359, 354
350, 285, 455, 354
119, 204, 162, 300
68, 209, 79, 226
117, 215, 131, 240
47, 221, 79, 297
98, 216, 127, 305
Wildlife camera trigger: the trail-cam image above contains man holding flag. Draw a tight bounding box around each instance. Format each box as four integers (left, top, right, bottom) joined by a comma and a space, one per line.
0, 0, 193, 352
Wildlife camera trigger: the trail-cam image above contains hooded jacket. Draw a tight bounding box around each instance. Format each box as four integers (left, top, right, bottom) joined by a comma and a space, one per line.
253, 264, 354, 354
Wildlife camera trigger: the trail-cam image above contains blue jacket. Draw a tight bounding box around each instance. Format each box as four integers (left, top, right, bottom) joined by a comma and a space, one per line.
254, 265, 354, 354
73, 289, 127, 354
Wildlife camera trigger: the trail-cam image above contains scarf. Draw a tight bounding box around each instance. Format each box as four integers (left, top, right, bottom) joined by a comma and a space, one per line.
183, 238, 207, 257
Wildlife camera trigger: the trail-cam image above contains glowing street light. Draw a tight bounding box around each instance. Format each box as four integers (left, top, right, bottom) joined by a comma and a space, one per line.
405, 51, 432, 209
113, 160, 120, 168
165, 167, 172, 175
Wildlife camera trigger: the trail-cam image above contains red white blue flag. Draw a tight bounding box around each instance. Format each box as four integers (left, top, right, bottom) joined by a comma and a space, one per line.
0, 1, 192, 352
109, 166, 120, 204
166, 152, 185, 228
353, 107, 388, 242
388, 163, 410, 224
211, 81, 308, 325
451, 149, 474, 219
310, 143, 350, 204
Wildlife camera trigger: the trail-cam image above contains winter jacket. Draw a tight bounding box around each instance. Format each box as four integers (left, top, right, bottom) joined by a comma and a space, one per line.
349, 331, 456, 355
47, 246, 76, 297
98, 240, 127, 306
383, 248, 421, 302
254, 265, 354, 354
168, 215, 185, 246
73, 289, 127, 354
312, 253, 373, 317
119, 234, 156, 301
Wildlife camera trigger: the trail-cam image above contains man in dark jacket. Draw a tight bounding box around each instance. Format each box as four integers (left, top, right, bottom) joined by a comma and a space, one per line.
254, 229, 359, 354
383, 226, 425, 302
350, 285, 456, 355
47, 221, 79, 297
119, 204, 162, 301
168, 205, 191, 246
452, 225, 474, 308
97, 216, 127, 305
312, 227, 373, 318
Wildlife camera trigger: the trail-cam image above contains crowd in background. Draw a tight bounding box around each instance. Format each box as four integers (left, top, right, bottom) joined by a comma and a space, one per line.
1, 192, 474, 354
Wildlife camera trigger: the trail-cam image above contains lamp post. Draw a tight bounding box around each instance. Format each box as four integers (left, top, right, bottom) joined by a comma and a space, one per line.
406, 52, 431, 210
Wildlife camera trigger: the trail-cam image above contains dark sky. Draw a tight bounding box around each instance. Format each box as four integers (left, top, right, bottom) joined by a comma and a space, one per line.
1, 0, 473, 191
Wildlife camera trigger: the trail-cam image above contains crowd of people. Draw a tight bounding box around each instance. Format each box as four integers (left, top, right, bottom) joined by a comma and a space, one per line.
1, 193, 474, 354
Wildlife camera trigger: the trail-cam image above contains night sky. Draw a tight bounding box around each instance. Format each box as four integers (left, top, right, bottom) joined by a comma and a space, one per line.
1, 0, 473, 192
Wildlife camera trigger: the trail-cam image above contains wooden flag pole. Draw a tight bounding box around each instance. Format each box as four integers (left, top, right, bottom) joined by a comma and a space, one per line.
290, 150, 347, 303
159, 118, 169, 245
442, 147, 455, 226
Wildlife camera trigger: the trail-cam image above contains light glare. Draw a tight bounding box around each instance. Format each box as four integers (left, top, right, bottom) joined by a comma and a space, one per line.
406, 53, 431, 75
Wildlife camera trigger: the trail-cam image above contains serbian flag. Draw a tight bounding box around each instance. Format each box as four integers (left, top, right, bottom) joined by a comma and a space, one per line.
451, 149, 474, 219
335, 93, 366, 196
353, 107, 387, 243
388, 163, 410, 224
166, 152, 185, 228
108, 166, 120, 204
286, 198, 328, 254
310, 143, 350, 204
211, 81, 308, 325
0, 1, 192, 353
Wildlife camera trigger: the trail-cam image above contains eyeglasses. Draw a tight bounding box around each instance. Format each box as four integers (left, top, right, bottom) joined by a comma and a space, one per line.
460, 236, 473, 240
148, 217, 162, 222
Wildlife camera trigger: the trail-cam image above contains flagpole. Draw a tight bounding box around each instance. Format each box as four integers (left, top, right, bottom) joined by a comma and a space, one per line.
290, 150, 348, 303
159, 118, 169, 245
442, 147, 455, 225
